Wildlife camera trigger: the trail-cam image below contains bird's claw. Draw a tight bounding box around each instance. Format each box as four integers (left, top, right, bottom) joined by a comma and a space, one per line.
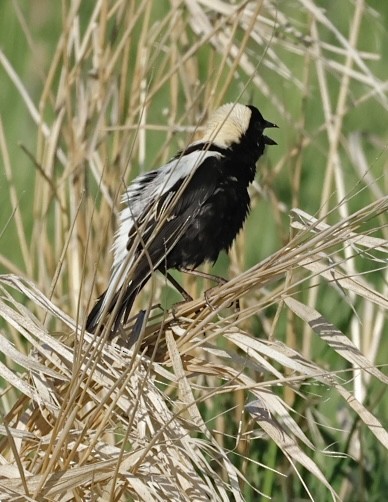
204, 286, 240, 312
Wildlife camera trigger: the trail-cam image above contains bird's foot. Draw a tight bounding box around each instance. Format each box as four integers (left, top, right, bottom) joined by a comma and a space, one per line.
204, 286, 240, 312
178, 267, 227, 287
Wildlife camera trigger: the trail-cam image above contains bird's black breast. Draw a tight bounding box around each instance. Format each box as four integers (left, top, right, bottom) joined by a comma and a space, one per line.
164, 155, 254, 269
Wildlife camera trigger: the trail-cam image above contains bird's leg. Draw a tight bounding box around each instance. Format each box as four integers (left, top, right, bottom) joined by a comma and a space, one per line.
178, 267, 226, 310
177, 267, 227, 286
164, 272, 202, 321
166, 272, 193, 301
204, 286, 241, 312
178, 267, 240, 312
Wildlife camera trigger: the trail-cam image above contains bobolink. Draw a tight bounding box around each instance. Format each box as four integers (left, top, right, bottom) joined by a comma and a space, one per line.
86, 103, 277, 332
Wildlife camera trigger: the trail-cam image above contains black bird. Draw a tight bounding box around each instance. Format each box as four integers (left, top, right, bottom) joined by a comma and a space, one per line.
86, 103, 277, 332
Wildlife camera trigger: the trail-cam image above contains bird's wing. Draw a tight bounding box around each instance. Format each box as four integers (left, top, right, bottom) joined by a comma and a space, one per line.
86, 150, 224, 331
112, 153, 226, 325
129, 153, 225, 263
112, 149, 222, 265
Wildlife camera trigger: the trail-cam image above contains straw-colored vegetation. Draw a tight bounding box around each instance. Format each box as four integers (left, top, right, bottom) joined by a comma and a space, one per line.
0, 1, 387, 500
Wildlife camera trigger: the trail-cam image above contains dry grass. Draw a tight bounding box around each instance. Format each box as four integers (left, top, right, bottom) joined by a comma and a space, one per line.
0, 0, 387, 500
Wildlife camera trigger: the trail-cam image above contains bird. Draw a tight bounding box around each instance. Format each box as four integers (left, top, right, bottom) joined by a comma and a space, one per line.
86, 103, 277, 333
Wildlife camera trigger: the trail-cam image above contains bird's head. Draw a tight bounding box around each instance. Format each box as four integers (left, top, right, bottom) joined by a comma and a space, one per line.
201, 103, 277, 156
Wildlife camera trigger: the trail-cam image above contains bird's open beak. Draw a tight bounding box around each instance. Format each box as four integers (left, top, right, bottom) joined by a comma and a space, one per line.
263, 135, 277, 145
263, 120, 278, 146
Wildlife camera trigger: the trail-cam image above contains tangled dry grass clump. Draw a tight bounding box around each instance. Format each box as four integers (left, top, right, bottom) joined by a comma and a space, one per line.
0, 1, 387, 500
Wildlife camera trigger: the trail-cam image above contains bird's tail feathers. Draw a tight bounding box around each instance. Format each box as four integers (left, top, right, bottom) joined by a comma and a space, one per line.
85, 291, 108, 333
85, 275, 148, 333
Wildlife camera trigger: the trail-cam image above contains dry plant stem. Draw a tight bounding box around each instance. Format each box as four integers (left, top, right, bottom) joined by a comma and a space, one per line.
216, 3, 259, 105
1, 410, 30, 496
0, 119, 32, 277
306, 18, 332, 359
298, 23, 313, 358
314, 1, 367, 414
0, 52, 67, 164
